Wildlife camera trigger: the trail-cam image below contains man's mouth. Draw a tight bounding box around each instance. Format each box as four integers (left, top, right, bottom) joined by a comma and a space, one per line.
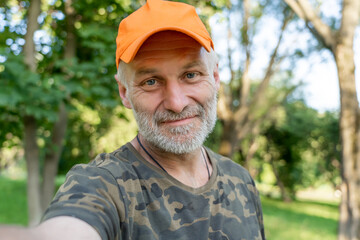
161, 116, 197, 126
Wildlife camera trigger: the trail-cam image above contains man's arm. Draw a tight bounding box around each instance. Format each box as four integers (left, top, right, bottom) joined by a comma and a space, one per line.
0, 216, 101, 240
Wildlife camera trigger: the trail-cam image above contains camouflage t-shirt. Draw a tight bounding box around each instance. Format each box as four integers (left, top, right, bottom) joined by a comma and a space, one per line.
43, 143, 265, 240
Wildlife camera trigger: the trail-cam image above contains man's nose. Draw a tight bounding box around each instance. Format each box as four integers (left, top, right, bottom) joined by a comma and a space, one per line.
163, 81, 190, 113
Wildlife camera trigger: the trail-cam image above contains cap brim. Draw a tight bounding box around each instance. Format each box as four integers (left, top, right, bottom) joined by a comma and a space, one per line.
120, 27, 213, 64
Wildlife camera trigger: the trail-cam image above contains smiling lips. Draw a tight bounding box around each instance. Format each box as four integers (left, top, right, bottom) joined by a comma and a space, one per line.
160, 115, 198, 126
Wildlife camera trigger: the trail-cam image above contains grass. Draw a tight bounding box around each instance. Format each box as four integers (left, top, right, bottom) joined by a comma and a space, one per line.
0, 176, 339, 239
0, 175, 64, 226
262, 197, 339, 240
0, 176, 28, 225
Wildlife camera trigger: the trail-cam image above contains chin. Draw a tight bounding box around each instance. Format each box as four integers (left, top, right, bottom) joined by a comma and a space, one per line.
152, 131, 206, 154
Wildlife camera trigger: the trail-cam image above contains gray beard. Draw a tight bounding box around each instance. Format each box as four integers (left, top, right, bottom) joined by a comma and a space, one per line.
131, 92, 217, 155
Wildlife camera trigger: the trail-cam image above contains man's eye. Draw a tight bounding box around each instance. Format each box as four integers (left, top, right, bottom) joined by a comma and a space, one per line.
186, 72, 197, 79
145, 79, 156, 86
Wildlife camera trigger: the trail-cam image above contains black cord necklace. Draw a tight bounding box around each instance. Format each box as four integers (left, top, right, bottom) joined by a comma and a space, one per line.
136, 135, 210, 179
201, 147, 211, 180
137, 135, 168, 173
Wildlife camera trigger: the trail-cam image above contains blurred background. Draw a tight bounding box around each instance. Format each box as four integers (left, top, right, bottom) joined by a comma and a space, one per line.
1, 0, 359, 239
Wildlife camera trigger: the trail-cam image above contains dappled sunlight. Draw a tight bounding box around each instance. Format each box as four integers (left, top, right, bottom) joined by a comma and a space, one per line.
97, 107, 137, 153
0, 145, 26, 180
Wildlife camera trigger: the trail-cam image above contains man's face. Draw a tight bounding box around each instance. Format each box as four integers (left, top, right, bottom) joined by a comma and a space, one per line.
119, 31, 220, 154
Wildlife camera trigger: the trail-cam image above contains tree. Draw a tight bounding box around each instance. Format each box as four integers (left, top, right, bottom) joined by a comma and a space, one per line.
283, 0, 360, 238
216, 0, 296, 164
0, 0, 140, 225
262, 100, 340, 202
22, 0, 43, 226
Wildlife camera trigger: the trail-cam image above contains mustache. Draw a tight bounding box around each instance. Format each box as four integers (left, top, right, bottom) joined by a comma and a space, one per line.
153, 104, 205, 123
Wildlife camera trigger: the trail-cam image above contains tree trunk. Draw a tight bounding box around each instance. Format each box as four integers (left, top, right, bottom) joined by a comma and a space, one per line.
41, 0, 75, 211
244, 138, 259, 172
23, 116, 42, 226
64, 0, 76, 60
335, 0, 360, 239
282, 0, 360, 238
218, 119, 237, 157
335, 40, 360, 240
23, 0, 42, 226
269, 155, 292, 202
23, 0, 41, 72
41, 102, 68, 211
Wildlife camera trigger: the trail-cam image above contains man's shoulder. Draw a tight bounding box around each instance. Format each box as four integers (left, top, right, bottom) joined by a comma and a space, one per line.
66, 143, 141, 179
206, 148, 246, 170
89, 143, 136, 168
207, 147, 253, 182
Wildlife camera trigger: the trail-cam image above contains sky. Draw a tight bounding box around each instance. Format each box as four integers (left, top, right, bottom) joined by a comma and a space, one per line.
209, 1, 360, 112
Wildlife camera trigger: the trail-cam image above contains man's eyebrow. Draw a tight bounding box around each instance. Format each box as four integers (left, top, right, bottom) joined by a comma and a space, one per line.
135, 68, 158, 77
182, 60, 206, 70
134, 61, 206, 77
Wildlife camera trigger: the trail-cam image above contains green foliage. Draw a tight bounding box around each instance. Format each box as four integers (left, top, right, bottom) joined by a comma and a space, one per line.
303, 111, 340, 187
58, 104, 137, 174
204, 120, 222, 152
1, 54, 63, 121
260, 100, 340, 199
265, 125, 302, 198
0, 0, 143, 171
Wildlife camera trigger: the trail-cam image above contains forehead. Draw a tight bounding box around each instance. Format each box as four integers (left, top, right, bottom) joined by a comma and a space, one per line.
132, 31, 205, 65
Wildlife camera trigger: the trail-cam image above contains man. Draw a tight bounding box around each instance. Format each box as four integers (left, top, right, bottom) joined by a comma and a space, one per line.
1, 0, 265, 239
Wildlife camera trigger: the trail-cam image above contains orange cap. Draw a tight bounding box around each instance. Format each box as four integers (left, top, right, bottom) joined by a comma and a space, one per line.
115, 0, 214, 68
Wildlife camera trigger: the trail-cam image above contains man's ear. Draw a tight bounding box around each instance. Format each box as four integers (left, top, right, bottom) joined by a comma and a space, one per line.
213, 64, 220, 90
114, 74, 132, 109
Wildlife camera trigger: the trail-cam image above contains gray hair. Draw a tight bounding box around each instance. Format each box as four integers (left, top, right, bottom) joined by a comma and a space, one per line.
116, 60, 131, 88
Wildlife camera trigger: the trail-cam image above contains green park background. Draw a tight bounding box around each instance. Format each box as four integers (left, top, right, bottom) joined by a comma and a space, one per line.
2, 0, 359, 239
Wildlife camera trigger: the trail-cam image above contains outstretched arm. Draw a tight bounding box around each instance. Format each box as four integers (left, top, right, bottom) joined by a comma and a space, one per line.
0, 216, 101, 240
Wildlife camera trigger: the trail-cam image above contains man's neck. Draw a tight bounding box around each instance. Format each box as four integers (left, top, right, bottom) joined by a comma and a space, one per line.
130, 136, 212, 188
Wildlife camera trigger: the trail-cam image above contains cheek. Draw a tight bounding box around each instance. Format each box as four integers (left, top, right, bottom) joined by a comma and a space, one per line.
188, 81, 217, 102
129, 91, 160, 114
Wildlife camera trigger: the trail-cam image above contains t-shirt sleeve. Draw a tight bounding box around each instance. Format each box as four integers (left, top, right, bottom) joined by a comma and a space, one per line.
42, 162, 121, 240
249, 177, 266, 240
